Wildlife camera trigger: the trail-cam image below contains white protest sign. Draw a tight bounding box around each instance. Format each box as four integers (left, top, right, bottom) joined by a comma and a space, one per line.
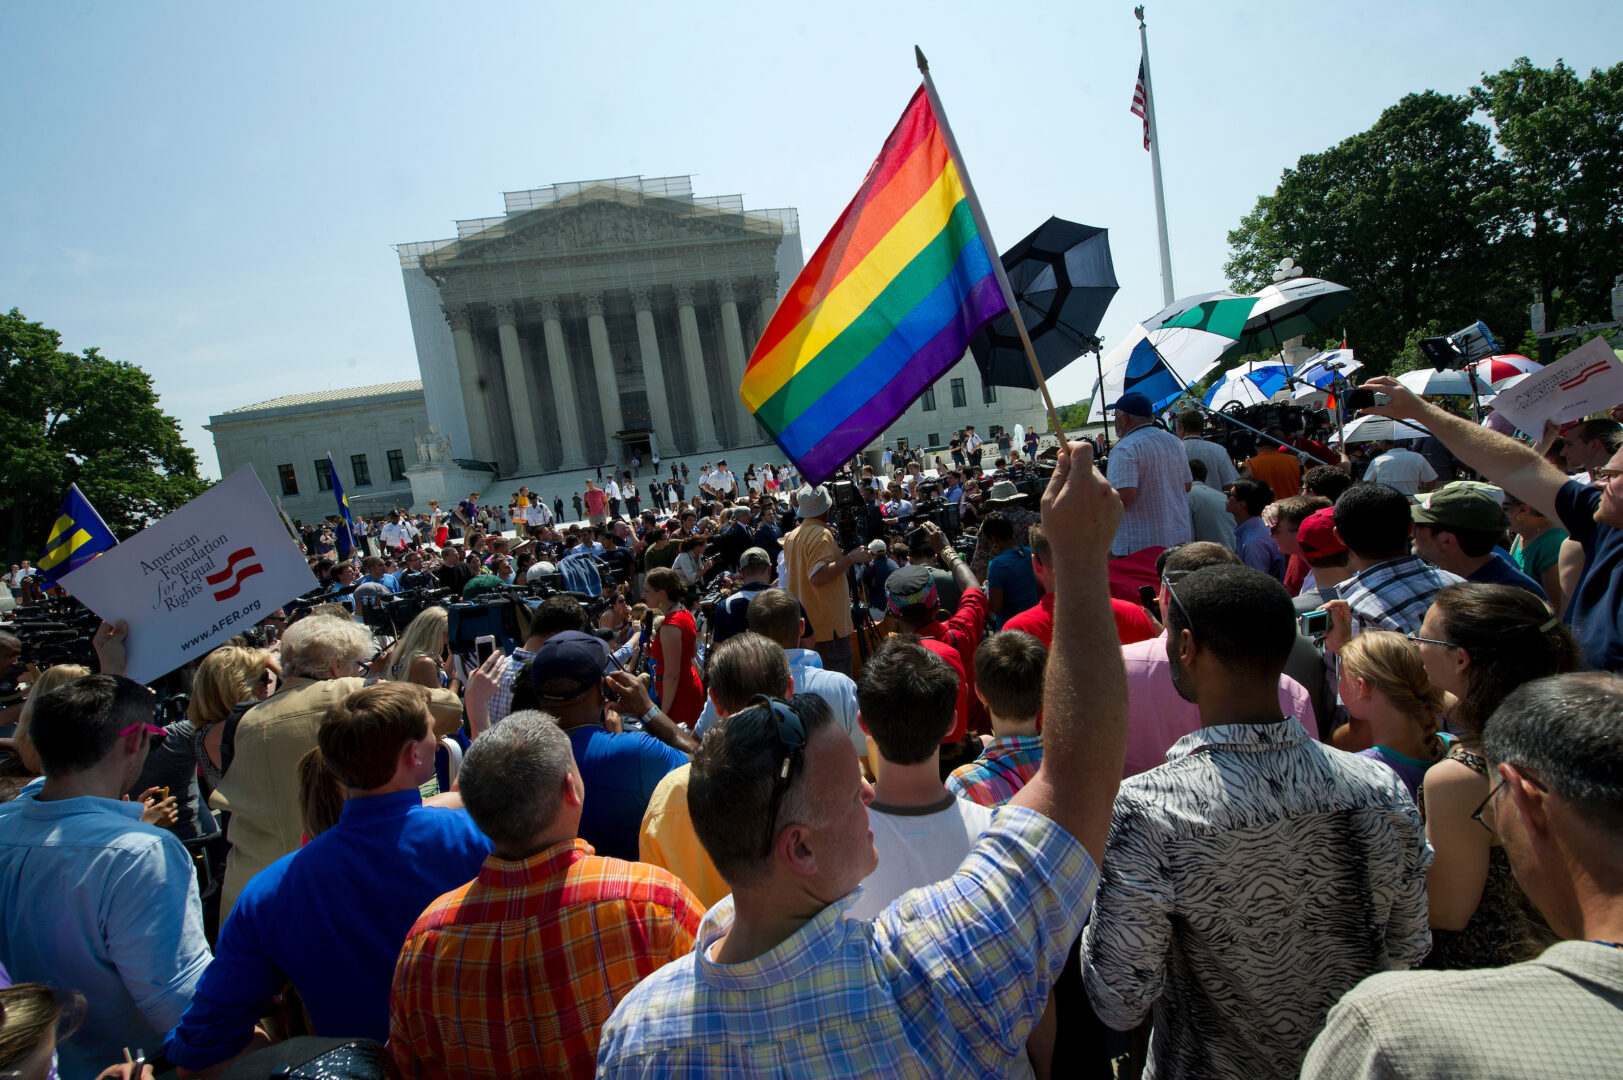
1490, 337, 1623, 435
61, 466, 318, 683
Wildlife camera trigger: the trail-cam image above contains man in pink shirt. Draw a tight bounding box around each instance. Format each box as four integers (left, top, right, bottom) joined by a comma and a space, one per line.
1121, 542, 1316, 778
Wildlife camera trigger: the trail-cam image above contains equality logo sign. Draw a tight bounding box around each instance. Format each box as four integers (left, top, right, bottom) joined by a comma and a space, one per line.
61, 467, 317, 683
1492, 337, 1623, 436
207, 547, 264, 601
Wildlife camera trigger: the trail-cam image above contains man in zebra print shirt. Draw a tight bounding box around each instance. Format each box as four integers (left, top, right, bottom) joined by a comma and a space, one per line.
1082, 563, 1430, 1080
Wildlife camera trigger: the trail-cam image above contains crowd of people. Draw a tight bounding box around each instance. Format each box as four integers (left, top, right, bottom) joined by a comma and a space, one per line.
1, 383, 1621, 1079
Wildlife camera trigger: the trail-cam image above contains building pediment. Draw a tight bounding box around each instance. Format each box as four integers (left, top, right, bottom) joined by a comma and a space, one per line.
421, 197, 782, 272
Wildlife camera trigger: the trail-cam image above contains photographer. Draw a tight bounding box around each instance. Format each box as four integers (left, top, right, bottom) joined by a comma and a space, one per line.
782, 484, 871, 676
883, 521, 987, 744
968, 480, 1038, 581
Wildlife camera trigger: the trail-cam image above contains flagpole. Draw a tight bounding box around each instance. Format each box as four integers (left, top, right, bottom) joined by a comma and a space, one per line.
916, 46, 1066, 439
1136, 6, 1175, 306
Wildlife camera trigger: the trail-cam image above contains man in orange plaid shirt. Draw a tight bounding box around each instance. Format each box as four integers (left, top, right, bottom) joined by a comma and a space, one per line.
388, 712, 705, 1077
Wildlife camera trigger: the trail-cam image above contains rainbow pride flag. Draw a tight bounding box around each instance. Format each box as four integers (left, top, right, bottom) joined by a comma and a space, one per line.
740, 86, 1009, 484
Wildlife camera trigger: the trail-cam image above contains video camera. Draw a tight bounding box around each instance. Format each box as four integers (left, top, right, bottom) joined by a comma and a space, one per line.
1420, 320, 1498, 372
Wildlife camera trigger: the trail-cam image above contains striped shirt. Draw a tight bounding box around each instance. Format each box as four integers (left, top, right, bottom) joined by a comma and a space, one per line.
596, 805, 1094, 1078
945, 734, 1044, 807
390, 839, 702, 1079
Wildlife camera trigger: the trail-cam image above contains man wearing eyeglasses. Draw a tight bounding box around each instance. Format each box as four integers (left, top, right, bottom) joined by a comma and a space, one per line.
598, 440, 1130, 1078
1359, 376, 1623, 671
1304, 671, 1623, 1077
0, 670, 212, 1079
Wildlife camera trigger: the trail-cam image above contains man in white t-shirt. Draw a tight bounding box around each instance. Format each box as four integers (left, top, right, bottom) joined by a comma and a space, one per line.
1362, 440, 1438, 496
605, 477, 623, 520
846, 634, 1044, 1077
847, 637, 994, 919
525, 498, 554, 530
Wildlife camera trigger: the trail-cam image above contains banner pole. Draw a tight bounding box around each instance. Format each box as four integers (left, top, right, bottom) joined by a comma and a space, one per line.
916, 46, 1065, 439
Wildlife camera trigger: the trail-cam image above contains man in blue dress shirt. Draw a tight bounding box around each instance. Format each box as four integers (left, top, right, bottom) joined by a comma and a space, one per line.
165, 681, 490, 1073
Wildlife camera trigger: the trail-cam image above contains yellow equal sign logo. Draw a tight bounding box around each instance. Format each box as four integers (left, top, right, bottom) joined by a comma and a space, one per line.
39, 514, 91, 570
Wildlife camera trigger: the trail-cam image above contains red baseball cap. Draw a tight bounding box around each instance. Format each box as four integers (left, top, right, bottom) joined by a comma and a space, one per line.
1296, 506, 1347, 558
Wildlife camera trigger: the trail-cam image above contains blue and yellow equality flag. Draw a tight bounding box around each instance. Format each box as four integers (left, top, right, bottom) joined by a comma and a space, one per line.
37, 484, 117, 585
327, 453, 356, 560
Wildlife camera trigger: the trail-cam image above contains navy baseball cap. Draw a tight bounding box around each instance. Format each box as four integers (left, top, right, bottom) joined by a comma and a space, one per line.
1109, 392, 1154, 417
530, 630, 606, 704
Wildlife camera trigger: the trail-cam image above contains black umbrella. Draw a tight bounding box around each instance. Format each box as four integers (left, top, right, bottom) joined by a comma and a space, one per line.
969, 217, 1119, 389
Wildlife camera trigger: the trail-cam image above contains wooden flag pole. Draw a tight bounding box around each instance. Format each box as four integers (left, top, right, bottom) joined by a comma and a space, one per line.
916, 46, 1069, 443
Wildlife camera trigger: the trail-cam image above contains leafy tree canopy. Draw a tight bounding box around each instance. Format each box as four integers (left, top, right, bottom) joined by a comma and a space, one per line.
1227, 59, 1623, 371
1, 308, 210, 562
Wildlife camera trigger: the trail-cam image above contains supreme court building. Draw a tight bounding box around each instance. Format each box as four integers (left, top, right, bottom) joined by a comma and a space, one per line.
209, 174, 1048, 515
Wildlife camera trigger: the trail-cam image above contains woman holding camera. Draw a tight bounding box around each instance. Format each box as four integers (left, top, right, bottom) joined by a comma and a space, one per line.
643, 567, 703, 728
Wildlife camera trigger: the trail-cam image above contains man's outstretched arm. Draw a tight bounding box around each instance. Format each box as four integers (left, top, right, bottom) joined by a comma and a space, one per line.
1360, 377, 1570, 521
1008, 440, 1127, 861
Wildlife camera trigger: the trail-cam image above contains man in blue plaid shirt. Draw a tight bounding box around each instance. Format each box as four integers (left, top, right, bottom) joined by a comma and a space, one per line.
596, 440, 1130, 1078
1331, 482, 1463, 636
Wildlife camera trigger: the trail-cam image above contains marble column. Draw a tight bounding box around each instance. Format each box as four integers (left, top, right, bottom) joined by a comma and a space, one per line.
538, 296, 588, 471
582, 292, 623, 464
630, 286, 676, 457
754, 272, 780, 345
675, 283, 720, 451
716, 279, 755, 446
444, 304, 493, 462
494, 301, 544, 475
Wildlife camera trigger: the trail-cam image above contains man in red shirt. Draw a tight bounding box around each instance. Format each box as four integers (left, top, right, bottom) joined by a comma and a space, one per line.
583, 480, 609, 526
1242, 430, 1304, 498
881, 523, 986, 742
1005, 523, 1159, 648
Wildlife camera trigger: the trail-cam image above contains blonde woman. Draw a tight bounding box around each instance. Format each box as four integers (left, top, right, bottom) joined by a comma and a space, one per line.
1338, 631, 1451, 801
9, 663, 91, 775
386, 606, 450, 688
188, 645, 275, 788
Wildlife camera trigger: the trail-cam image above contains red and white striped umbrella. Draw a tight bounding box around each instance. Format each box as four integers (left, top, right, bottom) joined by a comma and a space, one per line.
1472, 354, 1542, 387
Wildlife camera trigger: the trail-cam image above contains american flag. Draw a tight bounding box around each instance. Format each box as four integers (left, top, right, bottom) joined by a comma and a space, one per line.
1130, 60, 1149, 150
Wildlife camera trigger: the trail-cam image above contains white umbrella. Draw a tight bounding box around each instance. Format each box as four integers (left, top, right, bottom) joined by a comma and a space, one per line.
1204, 369, 1277, 410
1333, 414, 1432, 444
1396, 368, 1492, 396
1089, 322, 1240, 422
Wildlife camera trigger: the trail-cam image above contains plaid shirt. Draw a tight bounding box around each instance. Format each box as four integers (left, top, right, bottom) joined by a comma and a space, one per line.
486, 647, 537, 726
390, 839, 702, 1079
595, 805, 1095, 1078
1336, 555, 1464, 637
946, 734, 1044, 807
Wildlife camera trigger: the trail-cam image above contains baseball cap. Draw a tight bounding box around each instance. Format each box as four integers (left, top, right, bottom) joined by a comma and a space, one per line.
1412, 482, 1508, 533
530, 630, 606, 704
866, 538, 890, 556
739, 547, 772, 568
1295, 507, 1347, 558
1109, 392, 1154, 417
884, 564, 939, 619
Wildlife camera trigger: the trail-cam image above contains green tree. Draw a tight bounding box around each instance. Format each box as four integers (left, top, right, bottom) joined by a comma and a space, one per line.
1471, 58, 1623, 357
1, 309, 209, 562
1226, 91, 1520, 370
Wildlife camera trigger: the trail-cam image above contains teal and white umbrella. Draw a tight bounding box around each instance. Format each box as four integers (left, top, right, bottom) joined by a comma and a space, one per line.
1090, 292, 1263, 422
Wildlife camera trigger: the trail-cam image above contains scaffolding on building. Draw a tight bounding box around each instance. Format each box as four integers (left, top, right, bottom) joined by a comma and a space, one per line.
395, 174, 799, 270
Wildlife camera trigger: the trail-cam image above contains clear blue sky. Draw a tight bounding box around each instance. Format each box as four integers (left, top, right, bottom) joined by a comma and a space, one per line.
4, 1, 1617, 477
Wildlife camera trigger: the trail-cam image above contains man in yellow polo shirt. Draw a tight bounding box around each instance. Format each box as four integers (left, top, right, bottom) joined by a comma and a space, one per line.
781, 485, 871, 676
